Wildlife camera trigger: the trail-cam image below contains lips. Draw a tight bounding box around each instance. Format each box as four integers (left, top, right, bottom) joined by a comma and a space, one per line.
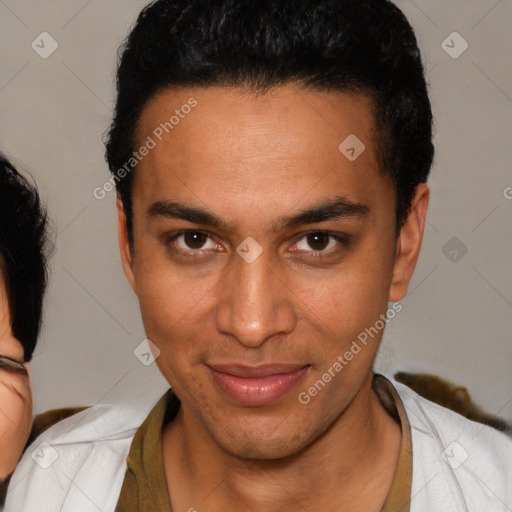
206, 363, 310, 406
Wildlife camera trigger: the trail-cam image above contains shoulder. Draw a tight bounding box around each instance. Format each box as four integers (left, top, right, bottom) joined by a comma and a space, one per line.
28, 406, 91, 446
0, 407, 89, 508
391, 378, 512, 511
4, 400, 155, 512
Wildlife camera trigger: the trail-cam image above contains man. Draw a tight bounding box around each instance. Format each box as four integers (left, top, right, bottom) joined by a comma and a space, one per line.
5, 0, 512, 510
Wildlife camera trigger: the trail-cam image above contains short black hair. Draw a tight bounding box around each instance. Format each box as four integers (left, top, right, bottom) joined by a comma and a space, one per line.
0, 154, 50, 362
105, 0, 434, 247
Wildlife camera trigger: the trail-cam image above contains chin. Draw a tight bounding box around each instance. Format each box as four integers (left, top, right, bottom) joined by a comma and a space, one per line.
219, 438, 303, 461
204, 419, 312, 461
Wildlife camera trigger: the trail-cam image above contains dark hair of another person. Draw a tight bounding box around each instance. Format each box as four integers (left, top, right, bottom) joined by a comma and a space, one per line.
0, 154, 50, 362
105, 0, 435, 250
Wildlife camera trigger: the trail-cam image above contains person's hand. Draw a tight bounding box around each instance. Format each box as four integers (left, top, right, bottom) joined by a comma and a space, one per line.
0, 333, 33, 479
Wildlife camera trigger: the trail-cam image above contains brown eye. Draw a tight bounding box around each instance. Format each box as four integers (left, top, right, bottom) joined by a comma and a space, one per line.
294, 231, 350, 255
183, 232, 208, 249
306, 232, 330, 251
166, 230, 219, 253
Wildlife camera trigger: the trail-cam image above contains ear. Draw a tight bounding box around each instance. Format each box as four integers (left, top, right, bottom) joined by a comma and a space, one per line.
116, 194, 136, 293
389, 183, 430, 302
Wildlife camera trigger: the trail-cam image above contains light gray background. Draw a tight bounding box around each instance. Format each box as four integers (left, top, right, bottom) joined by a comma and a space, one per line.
0, 0, 511, 420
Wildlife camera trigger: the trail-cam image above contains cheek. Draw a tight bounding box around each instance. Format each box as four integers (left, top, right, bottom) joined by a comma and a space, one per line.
298, 256, 392, 338
0, 376, 32, 476
0, 380, 31, 425
133, 252, 218, 361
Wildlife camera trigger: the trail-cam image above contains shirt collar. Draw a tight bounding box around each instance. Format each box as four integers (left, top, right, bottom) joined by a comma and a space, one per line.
117, 374, 412, 512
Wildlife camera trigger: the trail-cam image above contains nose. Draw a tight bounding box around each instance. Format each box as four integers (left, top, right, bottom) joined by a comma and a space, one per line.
214, 248, 296, 349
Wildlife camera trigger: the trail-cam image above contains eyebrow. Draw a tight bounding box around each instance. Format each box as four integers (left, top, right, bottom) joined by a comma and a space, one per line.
147, 196, 370, 233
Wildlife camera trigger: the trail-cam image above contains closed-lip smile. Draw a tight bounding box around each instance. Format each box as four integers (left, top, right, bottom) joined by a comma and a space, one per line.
206, 363, 311, 406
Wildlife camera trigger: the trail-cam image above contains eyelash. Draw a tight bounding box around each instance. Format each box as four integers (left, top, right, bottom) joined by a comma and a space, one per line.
165, 230, 351, 257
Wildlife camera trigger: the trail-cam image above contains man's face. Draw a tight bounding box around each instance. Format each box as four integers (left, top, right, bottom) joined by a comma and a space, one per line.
119, 84, 415, 459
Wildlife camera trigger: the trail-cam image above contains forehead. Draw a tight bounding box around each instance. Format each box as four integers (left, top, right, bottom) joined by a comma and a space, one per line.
133, 84, 391, 222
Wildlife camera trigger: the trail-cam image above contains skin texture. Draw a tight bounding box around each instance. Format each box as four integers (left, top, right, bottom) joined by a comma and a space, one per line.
0, 271, 32, 479
117, 84, 429, 511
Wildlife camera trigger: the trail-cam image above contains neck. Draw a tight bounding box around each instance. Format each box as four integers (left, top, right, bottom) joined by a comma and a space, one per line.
162, 372, 402, 512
